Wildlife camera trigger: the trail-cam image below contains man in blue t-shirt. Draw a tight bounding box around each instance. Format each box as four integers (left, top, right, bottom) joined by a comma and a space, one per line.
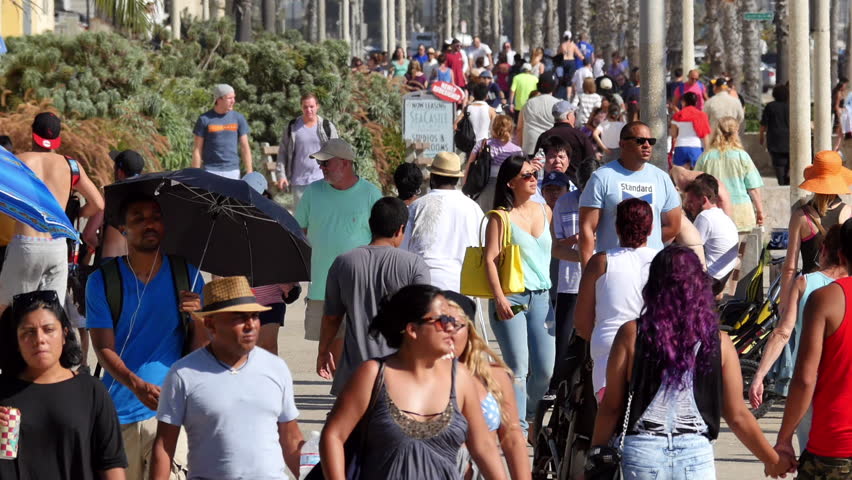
578, 121, 682, 267
87, 193, 204, 480
191, 84, 253, 179
575, 33, 595, 70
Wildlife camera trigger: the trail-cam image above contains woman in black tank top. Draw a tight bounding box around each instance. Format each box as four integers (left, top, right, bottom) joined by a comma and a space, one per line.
585, 246, 788, 479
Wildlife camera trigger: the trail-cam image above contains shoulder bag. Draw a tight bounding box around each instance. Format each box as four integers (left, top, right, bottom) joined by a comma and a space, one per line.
304, 359, 386, 480
460, 209, 525, 298
462, 139, 492, 200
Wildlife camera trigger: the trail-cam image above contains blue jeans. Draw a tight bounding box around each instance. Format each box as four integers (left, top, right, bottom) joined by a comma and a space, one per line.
489, 289, 555, 431
622, 433, 716, 479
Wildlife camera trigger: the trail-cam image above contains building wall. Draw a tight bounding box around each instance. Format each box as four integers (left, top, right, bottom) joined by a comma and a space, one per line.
1, 0, 55, 37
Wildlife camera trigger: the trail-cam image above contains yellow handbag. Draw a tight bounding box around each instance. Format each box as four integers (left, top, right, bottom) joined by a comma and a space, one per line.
460, 209, 525, 298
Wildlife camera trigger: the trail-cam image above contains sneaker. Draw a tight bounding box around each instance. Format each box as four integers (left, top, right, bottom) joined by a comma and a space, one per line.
542, 389, 557, 401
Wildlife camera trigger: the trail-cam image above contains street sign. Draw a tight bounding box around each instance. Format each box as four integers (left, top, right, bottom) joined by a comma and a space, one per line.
402, 91, 455, 159
744, 12, 774, 21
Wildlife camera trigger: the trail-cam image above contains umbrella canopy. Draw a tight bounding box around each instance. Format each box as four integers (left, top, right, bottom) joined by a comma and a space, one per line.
0, 147, 79, 242
104, 169, 311, 286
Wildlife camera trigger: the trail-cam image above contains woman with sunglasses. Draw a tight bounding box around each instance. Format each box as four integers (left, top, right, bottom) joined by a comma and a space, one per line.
694, 116, 765, 232
0, 290, 127, 479
320, 285, 507, 480
485, 155, 555, 440
445, 292, 530, 480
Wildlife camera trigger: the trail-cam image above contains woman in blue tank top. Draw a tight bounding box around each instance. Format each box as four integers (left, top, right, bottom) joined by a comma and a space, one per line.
484, 155, 555, 439
319, 285, 507, 480
444, 291, 530, 479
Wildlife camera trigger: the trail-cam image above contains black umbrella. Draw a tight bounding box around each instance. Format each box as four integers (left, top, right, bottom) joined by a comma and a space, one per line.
104, 168, 311, 287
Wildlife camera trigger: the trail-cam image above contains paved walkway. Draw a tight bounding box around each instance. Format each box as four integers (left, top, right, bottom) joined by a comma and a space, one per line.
275, 292, 797, 479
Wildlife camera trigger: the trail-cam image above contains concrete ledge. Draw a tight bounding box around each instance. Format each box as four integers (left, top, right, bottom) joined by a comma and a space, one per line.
741, 133, 852, 177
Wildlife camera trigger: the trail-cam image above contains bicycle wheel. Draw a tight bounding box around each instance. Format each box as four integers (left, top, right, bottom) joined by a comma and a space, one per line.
740, 358, 777, 419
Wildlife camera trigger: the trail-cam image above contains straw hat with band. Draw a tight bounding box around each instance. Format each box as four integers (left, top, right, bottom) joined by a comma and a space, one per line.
429, 151, 465, 178
196, 276, 271, 316
800, 150, 852, 195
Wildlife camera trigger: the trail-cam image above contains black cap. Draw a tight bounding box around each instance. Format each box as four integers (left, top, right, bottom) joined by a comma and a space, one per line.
441, 290, 476, 321
32, 112, 61, 150
539, 71, 557, 89
114, 150, 145, 177
714, 77, 727, 88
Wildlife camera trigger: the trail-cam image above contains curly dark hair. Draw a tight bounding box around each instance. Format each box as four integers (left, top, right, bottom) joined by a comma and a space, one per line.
0, 291, 82, 378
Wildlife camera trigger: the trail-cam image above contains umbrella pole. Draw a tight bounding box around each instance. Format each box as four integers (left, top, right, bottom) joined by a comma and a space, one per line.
242, 218, 254, 286
192, 215, 218, 291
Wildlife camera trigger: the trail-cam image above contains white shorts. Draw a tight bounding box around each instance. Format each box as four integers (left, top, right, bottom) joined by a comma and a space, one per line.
0, 235, 68, 307
205, 168, 241, 180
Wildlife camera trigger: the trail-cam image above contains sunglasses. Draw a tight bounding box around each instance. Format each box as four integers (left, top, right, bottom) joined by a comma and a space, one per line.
316, 159, 331, 167
623, 136, 657, 146
11, 290, 60, 316
409, 314, 466, 332
519, 172, 537, 181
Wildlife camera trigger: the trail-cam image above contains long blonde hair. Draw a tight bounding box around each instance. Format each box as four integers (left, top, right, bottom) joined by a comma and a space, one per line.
808, 193, 839, 217
450, 302, 512, 425
709, 116, 744, 151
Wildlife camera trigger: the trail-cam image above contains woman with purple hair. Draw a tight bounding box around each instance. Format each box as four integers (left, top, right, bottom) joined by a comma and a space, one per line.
585, 245, 788, 479
574, 198, 658, 401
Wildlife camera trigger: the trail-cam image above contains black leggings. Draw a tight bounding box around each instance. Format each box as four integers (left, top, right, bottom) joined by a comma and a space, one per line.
549, 292, 578, 391
770, 151, 790, 186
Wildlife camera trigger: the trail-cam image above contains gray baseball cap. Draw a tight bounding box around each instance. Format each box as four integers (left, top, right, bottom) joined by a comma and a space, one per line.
552, 101, 578, 119
212, 84, 235, 100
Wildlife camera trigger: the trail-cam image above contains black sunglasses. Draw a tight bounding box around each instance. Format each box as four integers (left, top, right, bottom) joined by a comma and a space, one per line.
11, 290, 60, 315
402, 314, 465, 333
519, 172, 536, 180
623, 136, 657, 146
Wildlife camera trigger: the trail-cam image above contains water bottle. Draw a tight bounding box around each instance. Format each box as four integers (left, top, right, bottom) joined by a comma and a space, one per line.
299, 430, 321, 479
534, 148, 546, 180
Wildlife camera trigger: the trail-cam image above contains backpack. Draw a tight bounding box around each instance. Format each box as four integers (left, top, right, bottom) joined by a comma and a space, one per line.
454, 106, 477, 154
288, 117, 332, 139
462, 139, 492, 199
92, 255, 193, 378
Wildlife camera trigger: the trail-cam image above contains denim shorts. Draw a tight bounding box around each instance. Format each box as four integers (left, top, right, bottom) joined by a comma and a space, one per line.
621, 433, 715, 480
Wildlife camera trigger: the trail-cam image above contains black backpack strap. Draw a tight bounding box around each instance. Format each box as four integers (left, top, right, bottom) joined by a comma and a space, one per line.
167, 255, 192, 340
322, 118, 332, 138
101, 257, 124, 329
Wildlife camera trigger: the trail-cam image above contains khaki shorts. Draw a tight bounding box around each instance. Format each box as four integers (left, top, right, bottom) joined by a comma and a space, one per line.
304, 299, 345, 341
121, 416, 187, 480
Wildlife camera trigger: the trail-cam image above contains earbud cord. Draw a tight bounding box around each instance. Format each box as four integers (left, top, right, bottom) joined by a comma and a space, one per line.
107, 247, 160, 394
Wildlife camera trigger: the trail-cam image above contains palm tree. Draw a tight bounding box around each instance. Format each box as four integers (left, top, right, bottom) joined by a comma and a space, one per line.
261, 0, 275, 32
94, 0, 151, 34
545, 0, 558, 48
773, 0, 788, 83
234, 0, 253, 41
572, 0, 590, 45
740, 0, 760, 100
626, 0, 638, 68
830, 0, 840, 83
594, 0, 618, 70
722, 0, 742, 83
704, 0, 724, 76
666, 0, 682, 70
513, 0, 523, 55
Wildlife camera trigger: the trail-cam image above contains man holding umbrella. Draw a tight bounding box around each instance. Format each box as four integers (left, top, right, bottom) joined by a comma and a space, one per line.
0, 111, 104, 316
295, 139, 381, 360
86, 192, 205, 480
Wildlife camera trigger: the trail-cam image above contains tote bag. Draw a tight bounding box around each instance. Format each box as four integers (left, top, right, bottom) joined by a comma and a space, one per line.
460, 209, 525, 298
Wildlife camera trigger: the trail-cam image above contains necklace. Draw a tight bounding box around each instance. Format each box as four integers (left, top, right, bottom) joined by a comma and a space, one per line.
206, 345, 247, 375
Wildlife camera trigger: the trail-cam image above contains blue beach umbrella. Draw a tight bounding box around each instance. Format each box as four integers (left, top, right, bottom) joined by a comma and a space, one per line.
0, 147, 79, 242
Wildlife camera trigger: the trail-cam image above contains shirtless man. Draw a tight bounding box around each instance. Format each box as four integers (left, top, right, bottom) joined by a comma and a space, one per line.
0, 112, 104, 315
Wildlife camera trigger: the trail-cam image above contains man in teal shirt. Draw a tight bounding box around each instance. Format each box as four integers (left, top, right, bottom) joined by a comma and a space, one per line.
294, 139, 381, 355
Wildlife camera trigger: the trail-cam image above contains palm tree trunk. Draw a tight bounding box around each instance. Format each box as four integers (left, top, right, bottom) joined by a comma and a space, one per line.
472, 0, 480, 40
545, 0, 558, 48
388, 0, 396, 49
234, 0, 253, 41
399, 0, 406, 53
666, 0, 682, 70
381, 0, 388, 51
261, 0, 275, 32
559, 0, 570, 40
531, 6, 544, 50
625, 0, 638, 68
513, 0, 523, 54
572, 0, 589, 41
830, 0, 840, 84
341, 0, 350, 46
594, 0, 617, 70
482, 0, 492, 45
318, 0, 326, 40
722, 0, 742, 82
492, 0, 500, 48
774, 0, 788, 83
704, 0, 724, 76
451, 0, 459, 38
740, 0, 761, 100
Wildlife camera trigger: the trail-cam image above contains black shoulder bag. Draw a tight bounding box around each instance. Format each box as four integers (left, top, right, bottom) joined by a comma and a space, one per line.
462, 139, 492, 200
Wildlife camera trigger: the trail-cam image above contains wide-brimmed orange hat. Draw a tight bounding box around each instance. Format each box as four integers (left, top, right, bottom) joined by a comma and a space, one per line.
799, 151, 852, 195
196, 276, 270, 316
